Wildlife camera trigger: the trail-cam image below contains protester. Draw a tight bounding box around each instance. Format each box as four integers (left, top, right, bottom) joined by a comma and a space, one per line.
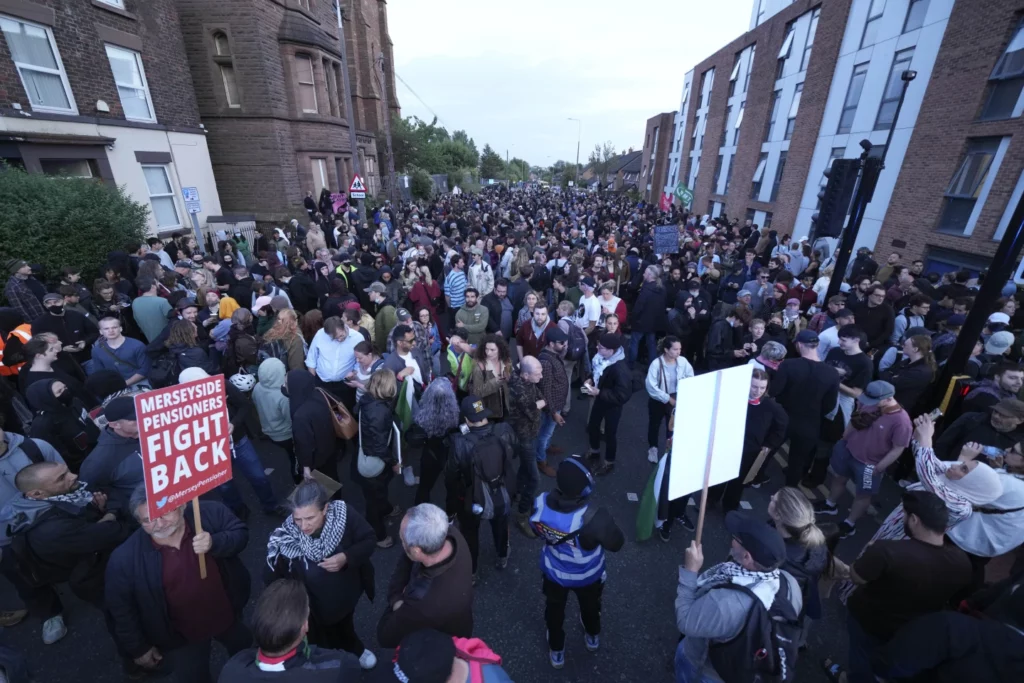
645, 335, 694, 463
508, 356, 545, 536
583, 333, 630, 476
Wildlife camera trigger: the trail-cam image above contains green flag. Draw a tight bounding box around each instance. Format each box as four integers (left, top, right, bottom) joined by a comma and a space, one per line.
674, 181, 693, 208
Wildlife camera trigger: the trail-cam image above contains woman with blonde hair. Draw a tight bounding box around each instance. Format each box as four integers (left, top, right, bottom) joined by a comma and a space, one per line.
358, 368, 400, 548
261, 308, 306, 371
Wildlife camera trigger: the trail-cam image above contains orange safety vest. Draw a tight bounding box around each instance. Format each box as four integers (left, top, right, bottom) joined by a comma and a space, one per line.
0, 323, 31, 377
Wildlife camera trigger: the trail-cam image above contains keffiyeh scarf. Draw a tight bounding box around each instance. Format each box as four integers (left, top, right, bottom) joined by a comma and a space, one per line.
696, 561, 781, 609
47, 481, 94, 507
266, 500, 348, 569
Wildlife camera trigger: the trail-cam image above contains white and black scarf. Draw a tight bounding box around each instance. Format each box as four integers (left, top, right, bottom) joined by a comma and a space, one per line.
266, 500, 348, 569
696, 561, 781, 609
46, 481, 94, 507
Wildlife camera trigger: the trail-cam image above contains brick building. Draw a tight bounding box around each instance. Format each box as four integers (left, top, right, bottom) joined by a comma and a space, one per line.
640, 111, 675, 204
0, 0, 223, 235
664, 0, 1024, 275
174, 0, 400, 223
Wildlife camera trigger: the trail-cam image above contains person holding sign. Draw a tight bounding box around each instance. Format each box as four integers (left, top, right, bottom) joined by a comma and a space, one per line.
106, 485, 251, 683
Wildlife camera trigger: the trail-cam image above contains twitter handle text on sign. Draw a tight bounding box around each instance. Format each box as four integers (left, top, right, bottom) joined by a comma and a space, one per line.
135, 374, 233, 520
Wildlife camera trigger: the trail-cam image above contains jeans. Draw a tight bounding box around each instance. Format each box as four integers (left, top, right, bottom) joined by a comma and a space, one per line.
516, 437, 539, 515
216, 437, 278, 513
543, 577, 602, 652
674, 640, 718, 683
459, 511, 509, 573
535, 413, 558, 464
846, 614, 883, 683
161, 618, 251, 683
588, 401, 622, 462
629, 330, 657, 366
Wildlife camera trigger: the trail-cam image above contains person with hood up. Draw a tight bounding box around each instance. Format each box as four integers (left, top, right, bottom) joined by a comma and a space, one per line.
529, 457, 624, 669
286, 369, 340, 482
26, 379, 99, 473
0, 428, 67, 644
79, 397, 145, 513
252, 358, 299, 484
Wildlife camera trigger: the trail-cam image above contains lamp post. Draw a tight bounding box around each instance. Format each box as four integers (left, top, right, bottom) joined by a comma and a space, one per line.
568, 117, 581, 189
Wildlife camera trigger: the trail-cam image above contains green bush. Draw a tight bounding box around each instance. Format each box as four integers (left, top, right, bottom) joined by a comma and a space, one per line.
409, 167, 434, 200
0, 166, 149, 283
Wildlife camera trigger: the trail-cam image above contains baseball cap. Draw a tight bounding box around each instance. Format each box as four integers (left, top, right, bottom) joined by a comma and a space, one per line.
737, 289, 752, 299
725, 511, 786, 570
858, 380, 896, 406
992, 398, 1024, 420
545, 326, 568, 343
103, 396, 137, 422
387, 629, 455, 683
460, 395, 492, 421
985, 330, 1015, 355
252, 295, 273, 313
988, 312, 1011, 326
364, 282, 386, 294
396, 307, 411, 321
174, 260, 195, 269
176, 298, 199, 311
794, 329, 819, 345
580, 276, 596, 289
42, 293, 63, 304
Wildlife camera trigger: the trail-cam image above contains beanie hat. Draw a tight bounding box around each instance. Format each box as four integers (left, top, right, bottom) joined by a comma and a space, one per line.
4, 259, 27, 275
598, 333, 622, 350
556, 458, 593, 498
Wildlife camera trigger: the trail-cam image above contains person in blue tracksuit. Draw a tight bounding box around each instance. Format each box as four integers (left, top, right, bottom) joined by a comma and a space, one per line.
529, 457, 624, 670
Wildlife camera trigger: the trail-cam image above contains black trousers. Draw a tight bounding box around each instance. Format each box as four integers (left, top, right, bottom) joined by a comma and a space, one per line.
161, 618, 251, 683
358, 468, 394, 541
588, 401, 622, 462
659, 496, 691, 532
309, 611, 364, 656
459, 512, 509, 573
0, 547, 61, 620
543, 577, 603, 652
783, 432, 821, 488
415, 436, 450, 509
274, 438, 302, 484
709, 449, 759, 512
647, 398, 673, 450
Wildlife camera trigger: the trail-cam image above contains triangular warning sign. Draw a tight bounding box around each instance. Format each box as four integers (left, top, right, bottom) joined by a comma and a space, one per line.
349, 175, 366, 193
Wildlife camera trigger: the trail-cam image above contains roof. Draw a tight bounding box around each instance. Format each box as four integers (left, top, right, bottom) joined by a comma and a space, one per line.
617, 151, 643, 174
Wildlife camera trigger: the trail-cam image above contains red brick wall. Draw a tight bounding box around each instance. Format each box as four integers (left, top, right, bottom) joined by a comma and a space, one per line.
874, 0, 1024, 263
641, 112, 675, 202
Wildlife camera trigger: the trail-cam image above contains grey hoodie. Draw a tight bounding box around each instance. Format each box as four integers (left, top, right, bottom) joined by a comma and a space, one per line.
0, 432, 65, 545
78, 428, 143, 512
252, 358, 292, 442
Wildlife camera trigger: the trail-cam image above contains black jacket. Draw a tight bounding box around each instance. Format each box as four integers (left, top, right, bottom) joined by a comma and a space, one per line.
357, 395, 396, 464
631, 281, 667, 333
934, 411, 1022, 461
481, 292, 503, 334
228, 277, 255, 311
770, 357, 840, 438
542, 489, 624, 553
595, 358, 631, 408
287, 273, 319, 314
287, 370, 337, 470
879, 357, 934, 414
168, 343, 219, 376
706, 319, 737, 371
851, 301, 895, 352
219, 646, 361, 682
266, 503, 376, 626
30, 309, 98, 352
25, 379, 99, 471
446, 422, 518, 504
105, 501, 249, 658
744, 397, 788, 458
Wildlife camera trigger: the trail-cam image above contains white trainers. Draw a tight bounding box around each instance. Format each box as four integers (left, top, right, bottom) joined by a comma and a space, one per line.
42, 615, 67, 645
359, 649, 378, 669
647, 447, 659, 463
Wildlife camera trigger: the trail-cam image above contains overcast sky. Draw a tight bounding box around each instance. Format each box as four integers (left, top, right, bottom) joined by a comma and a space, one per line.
387, 0, 752, 169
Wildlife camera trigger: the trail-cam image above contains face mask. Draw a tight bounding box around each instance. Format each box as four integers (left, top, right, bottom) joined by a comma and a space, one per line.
57, 391, 74, 406
46, 305, 64, 315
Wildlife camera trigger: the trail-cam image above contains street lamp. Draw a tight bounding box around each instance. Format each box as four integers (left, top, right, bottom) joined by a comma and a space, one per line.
568, 117, 581, 189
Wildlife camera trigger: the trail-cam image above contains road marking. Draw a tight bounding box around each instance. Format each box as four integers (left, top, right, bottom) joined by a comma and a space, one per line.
626, 492, 638, 502
264, 468, 274, 475
739, 501, 752, 510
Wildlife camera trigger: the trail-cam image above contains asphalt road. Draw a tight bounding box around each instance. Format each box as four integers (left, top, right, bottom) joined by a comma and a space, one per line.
0, 381, 896, 682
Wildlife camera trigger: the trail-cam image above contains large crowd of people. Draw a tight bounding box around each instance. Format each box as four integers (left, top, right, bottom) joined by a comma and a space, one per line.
0, 184, 1022, 682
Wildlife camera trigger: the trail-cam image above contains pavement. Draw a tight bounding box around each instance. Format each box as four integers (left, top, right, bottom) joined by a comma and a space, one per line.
0, 375, 902, 683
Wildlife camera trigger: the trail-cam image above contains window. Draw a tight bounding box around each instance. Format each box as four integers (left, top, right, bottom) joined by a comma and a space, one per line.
765, 90, 781, 142
817, 147, 845, 208
96, 0, 125, 7
751, 152, 768, 200
743, 46, 755, 93
324, 58, 339, 116
696, 71, 708, 109
875, 48, 915, 130
681, 83, 690, 106
142, 165, 180, 228
212, 32, 239, 108
720, 106, 732, 147
776, 26, 794, 79
769, 151, 787, 202
784, 83, 803, 140
297, 0, 311, 9
105, 45, 155, 122
296, 55, 318, 113
40, 159, 99, 178
311, 158, 328, 196
861, 0, 886, 49
938, 138, 1000, 234
0, 16, 76, 113
902, 0, 929, 33
690, 158, 700, 186
980, 19, 1024, 121
838, 62, 869, 134
763, 211, 773, 228
801, 9, 819, 72
745, 208, 757, 223
733, 102, 744, 145
724, 156, 734, 194
728, 56, 741, 97
713, 154, 723, 191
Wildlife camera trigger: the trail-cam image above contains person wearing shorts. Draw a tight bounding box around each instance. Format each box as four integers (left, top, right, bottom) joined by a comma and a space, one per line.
813, 381, 912, 538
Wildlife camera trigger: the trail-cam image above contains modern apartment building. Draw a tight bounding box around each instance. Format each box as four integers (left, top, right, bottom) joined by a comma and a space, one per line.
174, 0, 400, 223
665, 0, 1024, 274
640, 111, 675, 203
0, 0, 223, 236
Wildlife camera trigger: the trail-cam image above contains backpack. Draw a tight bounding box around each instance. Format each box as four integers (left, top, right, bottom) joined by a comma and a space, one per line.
707, 577, 802, 683
564, 321, 588, 362
258, 339, 289, 365
466, 430, 511, 520
150, 352, 182, 388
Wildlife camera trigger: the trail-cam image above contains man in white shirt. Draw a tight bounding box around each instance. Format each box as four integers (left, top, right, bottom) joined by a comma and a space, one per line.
306, 315, 363, 408
575, 277, 601, 339
467, 247, 494, 297
817, 308, 855, 360
383, 324, 430, 390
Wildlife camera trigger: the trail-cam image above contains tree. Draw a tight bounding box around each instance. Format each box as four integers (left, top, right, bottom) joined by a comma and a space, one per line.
588, 141, 617, 191
509, 157, 530, 183
479, 144, 505, 181
0, 166, 148, 283
409, 167, 434, 200
379, 115, 479, 178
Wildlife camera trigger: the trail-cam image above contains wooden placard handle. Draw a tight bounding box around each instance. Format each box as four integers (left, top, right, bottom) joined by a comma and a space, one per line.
192, 498, 207, 580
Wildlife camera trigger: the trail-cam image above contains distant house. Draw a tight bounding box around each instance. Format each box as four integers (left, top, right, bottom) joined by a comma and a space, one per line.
582, 150, 643, 192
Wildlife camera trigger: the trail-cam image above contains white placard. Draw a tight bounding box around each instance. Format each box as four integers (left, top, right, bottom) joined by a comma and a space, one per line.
668, 364, 753, 501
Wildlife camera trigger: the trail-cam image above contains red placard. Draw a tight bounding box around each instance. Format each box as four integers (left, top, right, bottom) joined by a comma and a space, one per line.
659, 192, 672, 211
135, 375, 233, 520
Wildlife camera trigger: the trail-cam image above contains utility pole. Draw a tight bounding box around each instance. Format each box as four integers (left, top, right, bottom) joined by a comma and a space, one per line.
506, 149, 510, 189
568, 117, 581, 189
334, 1, 365, 225
375, 51, 398, 207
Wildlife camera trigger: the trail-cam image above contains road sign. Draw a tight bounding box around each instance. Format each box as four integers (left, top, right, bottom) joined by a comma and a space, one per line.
674, 181, 693, 208
349, 174, 367, 199
135, 375, 233, 520
185, 200, 201, 214
182, 186, 199, 202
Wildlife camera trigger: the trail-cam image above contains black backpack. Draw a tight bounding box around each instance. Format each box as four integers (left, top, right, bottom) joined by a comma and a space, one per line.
564, 321, 588, 362
150, 351, 182, 388
466, 431, 511, 520
258, 339, 289, 365
707, 577, 802, 683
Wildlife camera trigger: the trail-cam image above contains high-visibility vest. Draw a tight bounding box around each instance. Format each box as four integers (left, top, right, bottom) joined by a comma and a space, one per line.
0, 323, 32, 377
